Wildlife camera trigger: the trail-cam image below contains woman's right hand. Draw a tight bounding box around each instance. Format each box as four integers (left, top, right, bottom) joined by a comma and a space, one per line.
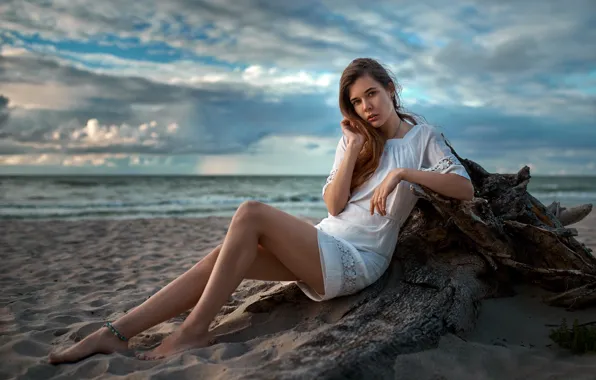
340, 118, 365, 148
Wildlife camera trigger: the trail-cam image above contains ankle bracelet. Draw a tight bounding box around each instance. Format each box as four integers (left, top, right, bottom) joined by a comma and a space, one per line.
103, 321, 129, 342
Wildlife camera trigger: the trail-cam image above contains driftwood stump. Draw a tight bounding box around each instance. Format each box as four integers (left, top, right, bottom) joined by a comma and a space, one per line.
239, 148, 595, 379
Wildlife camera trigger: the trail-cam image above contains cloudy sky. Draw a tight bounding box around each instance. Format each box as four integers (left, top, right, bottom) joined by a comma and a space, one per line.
1, 0, 595, 176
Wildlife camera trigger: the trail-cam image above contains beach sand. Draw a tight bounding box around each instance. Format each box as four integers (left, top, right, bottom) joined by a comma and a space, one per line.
1, 213, 595, 379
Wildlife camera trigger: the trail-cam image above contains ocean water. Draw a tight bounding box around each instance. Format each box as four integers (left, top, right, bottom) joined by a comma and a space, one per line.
1, 175, 595, 221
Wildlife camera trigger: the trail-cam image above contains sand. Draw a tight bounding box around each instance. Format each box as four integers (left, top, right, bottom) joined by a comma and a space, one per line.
1, 213, 595, 380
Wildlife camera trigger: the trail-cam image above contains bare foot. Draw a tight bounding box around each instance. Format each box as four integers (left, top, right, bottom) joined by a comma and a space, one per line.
49, 327, 129, 364
136, 328, 215, 360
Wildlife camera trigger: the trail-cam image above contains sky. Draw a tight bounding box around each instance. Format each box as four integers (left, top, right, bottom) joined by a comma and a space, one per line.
0, 0, 595, 176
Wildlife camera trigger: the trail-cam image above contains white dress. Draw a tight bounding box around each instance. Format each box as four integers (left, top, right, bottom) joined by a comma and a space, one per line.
297, 123, 471, 301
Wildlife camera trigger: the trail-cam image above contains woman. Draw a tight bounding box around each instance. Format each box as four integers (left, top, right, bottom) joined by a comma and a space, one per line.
49, 58, 474, 363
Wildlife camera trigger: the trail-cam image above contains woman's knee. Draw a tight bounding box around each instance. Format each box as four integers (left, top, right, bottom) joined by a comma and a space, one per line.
233, 200, 265, 224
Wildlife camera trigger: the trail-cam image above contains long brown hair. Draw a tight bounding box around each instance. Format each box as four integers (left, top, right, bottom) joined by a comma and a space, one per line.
339, 58, 420, 192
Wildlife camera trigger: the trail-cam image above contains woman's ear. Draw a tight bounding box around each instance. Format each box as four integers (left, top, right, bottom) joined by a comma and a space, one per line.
387, 81, 399, 110
387, 81, 396, 94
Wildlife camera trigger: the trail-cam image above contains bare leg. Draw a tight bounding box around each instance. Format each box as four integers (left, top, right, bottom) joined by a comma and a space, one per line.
49, 235, 300, 364
139, 201, 323, 359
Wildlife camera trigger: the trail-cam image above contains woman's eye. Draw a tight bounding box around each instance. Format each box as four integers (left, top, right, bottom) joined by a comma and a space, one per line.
368, 91, 375, 97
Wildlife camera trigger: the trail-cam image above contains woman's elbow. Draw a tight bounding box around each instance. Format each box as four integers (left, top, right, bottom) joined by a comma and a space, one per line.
323, 197, 341, 216
327, 204, 344, 216
323, 192, 347, 216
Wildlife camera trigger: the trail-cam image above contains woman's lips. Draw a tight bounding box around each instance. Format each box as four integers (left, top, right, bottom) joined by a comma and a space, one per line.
368, 115, 378, 122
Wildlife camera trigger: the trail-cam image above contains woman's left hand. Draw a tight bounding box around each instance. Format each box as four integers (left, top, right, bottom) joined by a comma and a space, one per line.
370, 169, 407, 216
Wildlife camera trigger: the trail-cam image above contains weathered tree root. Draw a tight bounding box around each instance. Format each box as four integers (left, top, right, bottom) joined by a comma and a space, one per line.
548, 202, 593, 227
410, 159, 596, 309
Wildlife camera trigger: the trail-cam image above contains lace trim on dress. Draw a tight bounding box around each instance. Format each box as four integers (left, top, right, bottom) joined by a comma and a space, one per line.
326, 168, 338, 186
329, 235, 358, 294
322, 168, 338, 195
424, 156, 455, 173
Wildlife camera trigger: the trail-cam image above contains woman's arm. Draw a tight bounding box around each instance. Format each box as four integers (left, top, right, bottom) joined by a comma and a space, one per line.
323, 141, 361, 216
369, 168, 474, 216
399, 169, 474, 201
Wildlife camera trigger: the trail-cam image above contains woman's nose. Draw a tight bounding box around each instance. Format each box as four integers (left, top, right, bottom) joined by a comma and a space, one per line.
362, 100, 371, 111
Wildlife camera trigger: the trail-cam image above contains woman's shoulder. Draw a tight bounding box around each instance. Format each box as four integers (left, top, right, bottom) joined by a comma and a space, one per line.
413, 123, 448, 140
402, 122, 434, 141
414, 122, 436, 134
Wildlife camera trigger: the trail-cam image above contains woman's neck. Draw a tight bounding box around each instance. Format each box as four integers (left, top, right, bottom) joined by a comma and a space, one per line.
381, 112, 403, 139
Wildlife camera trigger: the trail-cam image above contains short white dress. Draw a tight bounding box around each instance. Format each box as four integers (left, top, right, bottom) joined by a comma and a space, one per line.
297, 123, 471, 301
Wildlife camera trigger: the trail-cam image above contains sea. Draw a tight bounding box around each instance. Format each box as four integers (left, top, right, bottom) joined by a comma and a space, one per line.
1, 175, 596, 221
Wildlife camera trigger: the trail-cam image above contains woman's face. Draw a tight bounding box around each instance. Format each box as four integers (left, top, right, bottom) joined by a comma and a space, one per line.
348, 74, 394, 128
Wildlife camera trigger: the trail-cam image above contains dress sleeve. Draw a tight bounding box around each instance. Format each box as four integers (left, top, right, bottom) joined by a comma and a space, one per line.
421, 126, 470, 180
322, 135, 348, 197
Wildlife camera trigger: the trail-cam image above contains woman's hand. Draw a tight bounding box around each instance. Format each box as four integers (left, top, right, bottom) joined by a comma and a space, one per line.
370, 169, 407, 216
340, 118, 365, 148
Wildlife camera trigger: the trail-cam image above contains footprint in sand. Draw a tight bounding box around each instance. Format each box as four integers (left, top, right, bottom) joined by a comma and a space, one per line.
49, 315, 82, 325
89, 298, 109, 308
53, 328, 69, 337
13, 339, 47, 357
16, 364, 59, 380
